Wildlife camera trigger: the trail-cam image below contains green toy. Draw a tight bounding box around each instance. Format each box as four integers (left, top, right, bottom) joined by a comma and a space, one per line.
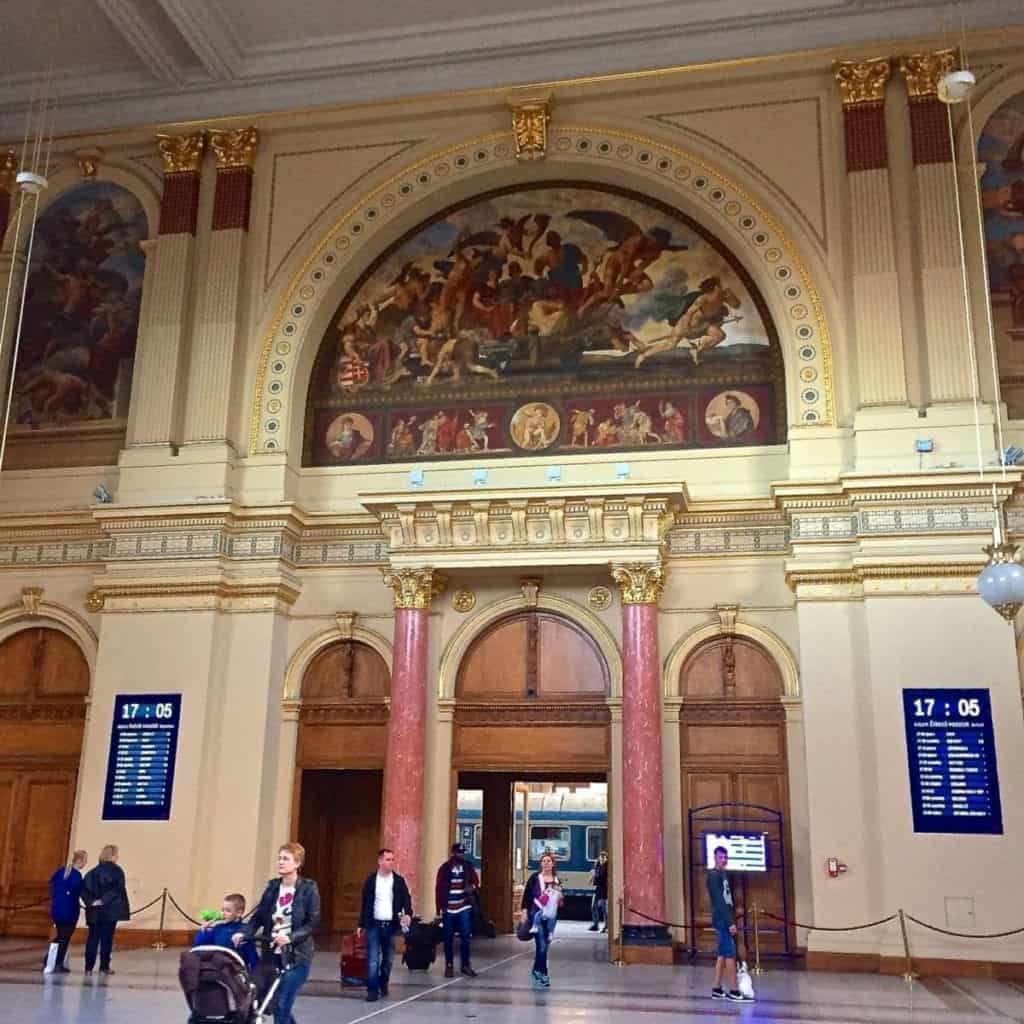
199, 909, 223, 923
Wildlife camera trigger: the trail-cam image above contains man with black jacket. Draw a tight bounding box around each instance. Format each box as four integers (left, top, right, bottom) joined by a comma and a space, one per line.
435, 842, 480, 978
358, 848, 413, 1002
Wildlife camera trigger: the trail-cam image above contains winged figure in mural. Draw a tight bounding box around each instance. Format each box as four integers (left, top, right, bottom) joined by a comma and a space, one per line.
566, 210, 689, 314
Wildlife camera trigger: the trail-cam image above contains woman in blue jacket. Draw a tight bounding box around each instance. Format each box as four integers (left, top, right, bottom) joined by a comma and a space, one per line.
49, 850, 87, 972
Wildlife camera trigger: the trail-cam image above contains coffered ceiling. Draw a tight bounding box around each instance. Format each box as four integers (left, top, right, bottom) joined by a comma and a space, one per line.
0, 0, 1018, 139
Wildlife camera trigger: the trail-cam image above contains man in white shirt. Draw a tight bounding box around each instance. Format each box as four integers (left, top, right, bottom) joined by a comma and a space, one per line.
358, 849, 412, 1003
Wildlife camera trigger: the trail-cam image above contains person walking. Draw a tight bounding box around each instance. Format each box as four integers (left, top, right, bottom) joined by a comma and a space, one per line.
358, 848, 412, 1003
48, 849, 87, 972
237, 842, 320, 1024
434, 842, 479, 979
81, 845, 130, 975
706, 845, 750, 1002
588, 850, 608, 933
520, 852, 563, 988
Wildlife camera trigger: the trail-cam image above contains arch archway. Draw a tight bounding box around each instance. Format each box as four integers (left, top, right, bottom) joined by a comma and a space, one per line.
0, 625, 89, 936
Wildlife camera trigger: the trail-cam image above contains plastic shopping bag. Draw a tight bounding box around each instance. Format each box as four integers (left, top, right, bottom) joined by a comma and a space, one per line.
737, 961, 755, 1000
42, 941, 59, 975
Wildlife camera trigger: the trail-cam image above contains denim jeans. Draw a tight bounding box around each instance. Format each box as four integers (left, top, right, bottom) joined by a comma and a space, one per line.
531, 916, 554, 975
365, 920, 396, 995
273, 959, 310, 1024
442, 909, 472, 967
84, 921, 117, 971
591, 896, 607, 926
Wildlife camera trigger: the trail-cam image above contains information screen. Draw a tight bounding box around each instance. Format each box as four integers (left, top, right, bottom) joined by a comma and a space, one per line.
102, 694, 182, 821
703, 832, 768, 872
902, 688, 1003, 835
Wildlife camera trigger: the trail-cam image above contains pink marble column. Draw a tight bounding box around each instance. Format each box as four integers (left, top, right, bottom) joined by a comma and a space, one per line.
612, 561, 671, 946
381, 568, 445, 904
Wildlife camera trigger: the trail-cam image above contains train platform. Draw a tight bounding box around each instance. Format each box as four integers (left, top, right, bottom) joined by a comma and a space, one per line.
1, 923, 1022, 1023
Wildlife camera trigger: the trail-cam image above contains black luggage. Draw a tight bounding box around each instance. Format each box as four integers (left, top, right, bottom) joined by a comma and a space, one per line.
402, 918, 438, 971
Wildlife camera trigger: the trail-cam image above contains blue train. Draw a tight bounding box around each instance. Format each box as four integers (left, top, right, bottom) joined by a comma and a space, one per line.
455, 789, 608, 899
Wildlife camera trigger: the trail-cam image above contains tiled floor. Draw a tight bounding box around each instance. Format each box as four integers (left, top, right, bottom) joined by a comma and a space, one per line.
3, 923, 1023, 1023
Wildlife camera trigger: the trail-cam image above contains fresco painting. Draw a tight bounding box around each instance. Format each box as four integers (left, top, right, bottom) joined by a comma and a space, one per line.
304, 183, 785, 465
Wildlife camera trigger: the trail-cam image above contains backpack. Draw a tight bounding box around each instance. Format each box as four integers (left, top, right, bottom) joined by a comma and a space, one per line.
179, 946, 254, 1022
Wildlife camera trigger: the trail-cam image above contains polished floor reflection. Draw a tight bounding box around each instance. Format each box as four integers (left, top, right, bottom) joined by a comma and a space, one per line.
2, 923, 1023, 1023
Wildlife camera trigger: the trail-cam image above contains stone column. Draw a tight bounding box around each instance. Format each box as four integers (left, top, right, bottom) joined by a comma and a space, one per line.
611, 559, 672, 960
898, 49, 975, 403
182, 127, 258, 447
834, 58, 909, 407
126, 132, 205, 447
381, 567, 446, 905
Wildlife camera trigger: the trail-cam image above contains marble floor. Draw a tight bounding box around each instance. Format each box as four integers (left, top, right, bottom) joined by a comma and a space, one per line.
2, 922, 1023, 1024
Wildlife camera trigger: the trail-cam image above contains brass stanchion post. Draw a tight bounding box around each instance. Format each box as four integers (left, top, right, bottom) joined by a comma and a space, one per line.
152, 888, 168, 951
613, 896, 625, 966
752, 902, 764, 975
897, 909, 917, 983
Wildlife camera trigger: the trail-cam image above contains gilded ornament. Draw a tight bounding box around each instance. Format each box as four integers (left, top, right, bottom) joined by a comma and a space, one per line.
0, 149, 18, 190
610, 560, 666, 605
210, 126, 259, 169
156, 131, 206, 174
75, 149, 102, 178
898, 49, 957, 98
509, 97, 551, 161
84, 589, 105, 613
832, 58, 891, 106
587, 585, 613, 611
452, 589, 476, 613
20, 586, 43, 616
382, 567, 447, 609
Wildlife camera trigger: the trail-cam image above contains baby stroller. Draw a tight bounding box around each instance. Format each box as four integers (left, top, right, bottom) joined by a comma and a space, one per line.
179, 945, 288, 1024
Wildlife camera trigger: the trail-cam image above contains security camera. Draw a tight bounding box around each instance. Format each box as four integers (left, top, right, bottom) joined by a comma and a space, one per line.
93, 485, 113, 504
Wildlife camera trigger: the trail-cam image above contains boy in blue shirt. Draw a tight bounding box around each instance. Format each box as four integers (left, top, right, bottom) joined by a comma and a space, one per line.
193, 893, 258, 970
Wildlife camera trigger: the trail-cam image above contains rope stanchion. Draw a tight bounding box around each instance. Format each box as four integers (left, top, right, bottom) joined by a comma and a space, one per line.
627, 907, 695, 931
166, 890, 205, 928
897, 909, 917, 983
752, 902, 763, 976
759, 908, 899, 933
613, 896, 625, 967
127, 893, 166, 918
904, 914, 1024, 940
153, 889, 167, 950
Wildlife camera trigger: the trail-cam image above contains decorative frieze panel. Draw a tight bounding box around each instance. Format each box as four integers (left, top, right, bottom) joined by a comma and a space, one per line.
0, 538, 109, 567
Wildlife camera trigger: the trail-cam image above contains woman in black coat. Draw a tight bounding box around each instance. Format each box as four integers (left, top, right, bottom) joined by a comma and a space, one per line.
81, 845, 130, 974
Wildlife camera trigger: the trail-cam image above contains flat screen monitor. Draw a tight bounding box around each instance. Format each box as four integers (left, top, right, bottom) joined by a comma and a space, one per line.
703, 831, 768, 872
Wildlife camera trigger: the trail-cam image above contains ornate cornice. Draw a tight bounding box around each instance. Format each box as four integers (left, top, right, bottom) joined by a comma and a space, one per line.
381, 567, 447, 610
210, 126, 258, 169
610, 559, 666, 605
898, 49, 957, 98
156, 131, 206, 173
785, 560, 984, 598
833, 57, 891, 106
87, 579, 300, 613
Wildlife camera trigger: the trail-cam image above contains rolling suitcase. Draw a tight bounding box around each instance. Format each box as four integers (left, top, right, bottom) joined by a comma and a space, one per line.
340, 932, 367, 987
401, 919, 437, 971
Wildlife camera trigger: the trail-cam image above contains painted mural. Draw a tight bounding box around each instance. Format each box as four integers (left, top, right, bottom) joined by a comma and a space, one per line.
304, 183, 785, 465
11, 182, 147, 429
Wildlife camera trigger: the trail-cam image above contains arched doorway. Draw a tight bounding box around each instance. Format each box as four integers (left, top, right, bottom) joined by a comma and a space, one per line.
0, 627, 89, 936
679, 635, 794, 952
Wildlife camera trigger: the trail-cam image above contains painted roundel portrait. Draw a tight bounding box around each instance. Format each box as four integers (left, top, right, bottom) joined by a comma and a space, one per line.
303, 182, 786, 465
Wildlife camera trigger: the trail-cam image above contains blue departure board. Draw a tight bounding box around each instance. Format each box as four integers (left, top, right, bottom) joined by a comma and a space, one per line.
902, 688, 1002, 835
102, 694, 182, 821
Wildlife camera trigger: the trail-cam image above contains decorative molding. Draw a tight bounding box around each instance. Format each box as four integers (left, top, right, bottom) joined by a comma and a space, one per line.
335, 610, 357, 638
454, 700, 610, 725
509, 96, 551, 160
209, 126, 258, 169
681, 701, 786, 724
156, 131, 207, 173
610, 559, 666, 605
452, 589, 476, 613
381, 567, 447, 610
898, 49, 957, 98
85, 590, 104, 613
833, 57, 891, 106
715, 603, 738, 634
298, 702, 389, 724
588, 585, 613, 611
89, 579, 300, 613
0, 598, 99, 671
520, 577, 542, 608
0, 702, 88, 722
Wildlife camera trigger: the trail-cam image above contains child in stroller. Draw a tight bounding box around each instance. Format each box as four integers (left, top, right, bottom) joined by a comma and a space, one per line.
179, 941, 291, 1023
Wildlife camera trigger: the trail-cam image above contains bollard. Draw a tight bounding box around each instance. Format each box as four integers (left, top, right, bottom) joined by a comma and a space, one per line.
613, 896, 625, 967
752, 902, 764, 975
152, 888, 168, 951
897, 909, 917, 983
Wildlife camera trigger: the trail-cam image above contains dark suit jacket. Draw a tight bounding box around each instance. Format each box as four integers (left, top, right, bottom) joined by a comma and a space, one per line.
358, 871, 413, 930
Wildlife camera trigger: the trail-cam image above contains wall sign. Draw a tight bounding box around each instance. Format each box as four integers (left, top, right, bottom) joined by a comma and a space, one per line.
902, 688, 1003, 835
102, 694, 182, 821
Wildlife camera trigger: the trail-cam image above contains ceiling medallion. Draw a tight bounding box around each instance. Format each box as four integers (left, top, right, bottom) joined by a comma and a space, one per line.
452, 588, 476, 613
588, 585, 613, 611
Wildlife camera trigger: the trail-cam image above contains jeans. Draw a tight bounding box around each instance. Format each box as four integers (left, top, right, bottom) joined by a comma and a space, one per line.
273, 959, 310, 1024
531, 916, 554, 975
365, 920, 396, 995
591, 896, 607, 926
531, 908, 557, 938
53, 921, 76, 966
442, 910, 472, 966
84, 921, 116, 971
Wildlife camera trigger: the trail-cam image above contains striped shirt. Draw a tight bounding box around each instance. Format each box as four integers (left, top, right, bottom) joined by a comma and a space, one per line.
445, 862, 470, 913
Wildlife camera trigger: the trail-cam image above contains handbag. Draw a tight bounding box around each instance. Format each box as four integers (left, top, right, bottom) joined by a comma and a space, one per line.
515, 918, 533, 942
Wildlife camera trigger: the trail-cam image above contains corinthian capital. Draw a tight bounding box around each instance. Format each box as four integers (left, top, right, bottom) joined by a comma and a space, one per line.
382, 567, 448, 609
157, 131, 206, 174
210, 126, 259, 169
898, 49, 957, 98
833, 57, 891, 106
610, 560, 665, 605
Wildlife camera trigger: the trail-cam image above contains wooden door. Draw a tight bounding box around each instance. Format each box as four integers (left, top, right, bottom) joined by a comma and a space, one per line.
0, 628, 88, 937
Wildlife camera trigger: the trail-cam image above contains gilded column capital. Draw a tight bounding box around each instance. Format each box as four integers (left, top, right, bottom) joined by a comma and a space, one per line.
898, 49, 957, 98
156, 131, 206, 174
509, 96, 551, 161
0, 149, 18, 191
610, 560, 666, 605
382, 567, 448, 609
210, 126, 258, 170
833, 57, 891, 105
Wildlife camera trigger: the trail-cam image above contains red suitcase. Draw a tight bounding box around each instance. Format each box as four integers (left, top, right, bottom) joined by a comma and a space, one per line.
340, 932, 367, 987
